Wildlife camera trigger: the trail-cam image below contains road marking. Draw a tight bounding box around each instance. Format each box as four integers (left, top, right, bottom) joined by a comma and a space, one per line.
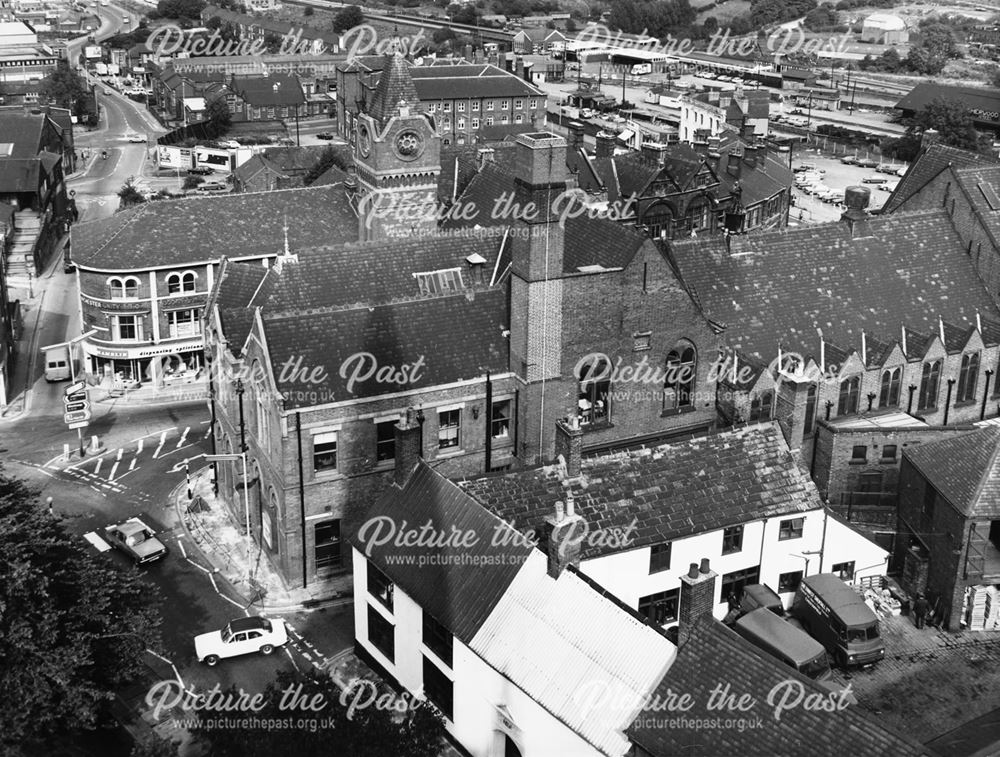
176, 426, 189, 448
153, 430, 167, 458
83, 531, 112, 552
94, 458, 103, 474
108, 461, 119, 480
128, 457, 137, 471
116, 448, 123, 461
137, 438, 144, 453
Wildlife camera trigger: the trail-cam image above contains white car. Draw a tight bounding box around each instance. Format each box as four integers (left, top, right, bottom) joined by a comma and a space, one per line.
125, 133, 146, 143
195, 616, 288, 666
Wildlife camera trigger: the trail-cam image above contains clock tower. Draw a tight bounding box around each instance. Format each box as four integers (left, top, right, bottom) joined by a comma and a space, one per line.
353, 51, 441, 242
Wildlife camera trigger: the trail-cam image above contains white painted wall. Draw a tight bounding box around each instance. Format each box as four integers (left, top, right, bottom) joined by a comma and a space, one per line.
352, 549, 609, 757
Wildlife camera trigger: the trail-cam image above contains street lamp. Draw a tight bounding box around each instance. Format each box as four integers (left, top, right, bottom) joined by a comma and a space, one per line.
205, 452, 251, 583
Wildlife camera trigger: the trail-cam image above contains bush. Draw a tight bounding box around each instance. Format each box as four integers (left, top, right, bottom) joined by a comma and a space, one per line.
182, 175, 205, 189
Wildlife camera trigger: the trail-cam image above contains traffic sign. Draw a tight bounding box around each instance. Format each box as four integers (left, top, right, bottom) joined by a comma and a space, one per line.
68, 420, 90, 430
65, 401, 88, 413
65, 381, 87, 396
64, 409, 92, 424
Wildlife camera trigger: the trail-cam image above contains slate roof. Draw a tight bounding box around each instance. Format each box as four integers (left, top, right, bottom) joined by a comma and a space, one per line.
882, 143, 997, 214
352, 461, 532, 643
367, 51, 420, 127
71, 185, 358, 271
209, 258, 273, 357
668, 208, 1000, 362
310, 164, 349, 186
409, 63, 544, 100
0, 158, 41, 192
0, 112, 46, 157
355, 462, 676, 756
953, 165, 1000, 249
230, 74, 305, 107
217, 232, 510, 406
895, 82, 1000, 122
629, 616, 930, 757
460, 423, 822, 560
443, 157, 648, 274
903, 427, 1000, 519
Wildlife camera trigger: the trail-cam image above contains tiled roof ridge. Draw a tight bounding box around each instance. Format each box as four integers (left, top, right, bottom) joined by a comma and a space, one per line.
260, 285, 500, 320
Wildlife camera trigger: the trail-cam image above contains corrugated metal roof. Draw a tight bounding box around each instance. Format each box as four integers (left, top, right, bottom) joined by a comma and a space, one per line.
470, 551, 676, 756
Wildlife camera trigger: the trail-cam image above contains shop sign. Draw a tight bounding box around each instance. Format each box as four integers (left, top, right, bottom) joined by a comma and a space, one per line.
83, 295, 148, 311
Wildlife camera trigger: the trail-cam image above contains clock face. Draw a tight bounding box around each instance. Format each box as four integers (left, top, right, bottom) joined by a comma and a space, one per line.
394, 129, 424, 161
358, 124, 372, 158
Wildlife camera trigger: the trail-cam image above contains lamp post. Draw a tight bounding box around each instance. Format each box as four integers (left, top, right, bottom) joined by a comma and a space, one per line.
205, 452, 251, 583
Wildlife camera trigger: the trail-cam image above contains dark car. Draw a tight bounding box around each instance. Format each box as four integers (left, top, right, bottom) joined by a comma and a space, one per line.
187, 166, 214, 175
317, 132, 334, 140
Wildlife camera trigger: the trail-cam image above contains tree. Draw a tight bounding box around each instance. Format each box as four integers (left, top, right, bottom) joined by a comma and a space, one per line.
262, 32, 283, 53
183, 175, 205, 190
905, 96, 991, 154
156, 0, 206, 19
205, 97, 232, 138
303, 5, 313, 15
303, 145, 351, 185
565, 17, 577, 32
118, 176, 147, 209
333, 4, 363, 33
194, 670, 446, 756
0, 469, 162, 753
38, 60, 90, 119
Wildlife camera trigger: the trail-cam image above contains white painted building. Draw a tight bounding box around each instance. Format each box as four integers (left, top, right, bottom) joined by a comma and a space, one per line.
861, 13, 908, 45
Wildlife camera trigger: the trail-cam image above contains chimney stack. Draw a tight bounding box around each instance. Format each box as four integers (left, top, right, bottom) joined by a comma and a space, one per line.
677, 558, 717, 647
921, 128, 939, 150
393, 408, 423, 487
740, 121, 756, 142
477, 146, 495, 169
543, 499, 585, 578
554, 417, 583, 478
567, 120, 585, 153
743, 146, 759, 169
840, 186, 872, 238
595, 131, 616, 159
640, 141, 667, 166
513, 131, 567, 188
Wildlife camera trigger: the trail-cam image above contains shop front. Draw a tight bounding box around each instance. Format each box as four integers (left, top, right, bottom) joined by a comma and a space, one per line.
84, 339, 205, 387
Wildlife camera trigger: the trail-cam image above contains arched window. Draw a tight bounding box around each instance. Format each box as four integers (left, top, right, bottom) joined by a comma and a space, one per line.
749, 391, 773, 422
957, 352, 980, 403
167, 271, 198, 294
577, 357, 611, 427
107, 277, 124, 298
123, 276, 140, 298
879, 367, 901, 407
918, 360, 941, 411
642, 202, 675, 239
838, 375, 860, 415
664, 341, 696, 411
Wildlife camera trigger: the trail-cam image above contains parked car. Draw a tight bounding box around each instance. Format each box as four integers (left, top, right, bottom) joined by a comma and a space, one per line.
317, 132, 335, 140
895, 165, 908, 176
105, 518, 168, 564
187, 166, 214, 175
862, 175, 885, 184
195, 616, 288, 666
125, 133, 146, 143
196, 181, 229, 193
879, 182, 898, 192
876, 163, 897, 174
857, 158, 879, 168
840, 156, 859, 165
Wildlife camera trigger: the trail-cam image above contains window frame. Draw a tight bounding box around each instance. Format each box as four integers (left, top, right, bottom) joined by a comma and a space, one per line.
578, 358, 612, 427
720, 565, 761, 604
879, 367, 901, 408
648, 542, 671, 574
422, 655, 453, 720
312, 430, 338, 473
664, 341, 697, 412
957, 351, 980, 403
722, 524, 744, 554
778, 517, 804, 541
638, 588, 680, 625
838, 375, 860, 415
314, 520, 342, 570
166, 308, 200, 338
831, 561, 855, 580
437, 408, 461, 450
918, 360, 941, 410
490, 399, 511, 441
422, 613, 453, 668
778, 570, 803, 593
851, 445, 867, 462
367, 604, 394, 662
113, 314, 141, 341
368, 564, 394, 611
375, 419, 396, 462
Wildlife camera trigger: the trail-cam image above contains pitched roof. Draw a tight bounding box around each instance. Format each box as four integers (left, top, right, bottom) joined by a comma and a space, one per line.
230, 73, 305, 106
409, 63, 544, 100
668, 209, 1000, 362
0, 112, 47, 157
218, 231, 510, 406
310, 164, 349, 186
953, 164, 1000, 249
882, 143, 997, 214
903, 427, 1000, 518
0, 158, 41, 192
72, 185, 358, 271
355, 462, 676, 757
629, 616, 930, 757
460, 423, 822, 560
895, 81, 1000, 121
367, 51, 420, 126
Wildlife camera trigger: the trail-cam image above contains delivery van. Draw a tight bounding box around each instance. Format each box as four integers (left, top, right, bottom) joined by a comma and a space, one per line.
734, 608, 832, 681
43, 345, 71, 382
740, 584, 784, 617
792, 573, 884, 667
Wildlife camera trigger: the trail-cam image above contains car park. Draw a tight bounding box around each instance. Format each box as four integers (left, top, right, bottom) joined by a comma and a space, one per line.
104, 518, 168, 564
195, 616, 288, 665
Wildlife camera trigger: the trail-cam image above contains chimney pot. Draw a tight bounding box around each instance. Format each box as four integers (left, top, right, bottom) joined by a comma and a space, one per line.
844, 185, 870, 210
687, 562, 699, 579
554, 499, 565, 522
700, 557, 711, 574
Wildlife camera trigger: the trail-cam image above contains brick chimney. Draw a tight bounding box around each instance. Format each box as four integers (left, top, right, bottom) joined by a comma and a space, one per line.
678, 558, 717, 647
554, 417, 583, 477
743, 146, 759, 170
921, 128, 939, 150
478, 146, 495, 169
514, 131, 567, 188
567, 120, 585, 153
740, 121, 756, 142
543, 498, 585, 578
393, 407, 423, 487
841, 186, 872, 238
640, 141, 668, 166
595, 131, 616, 158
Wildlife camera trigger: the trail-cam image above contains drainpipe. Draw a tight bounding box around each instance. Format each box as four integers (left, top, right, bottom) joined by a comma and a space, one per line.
819, 508, 828, 573
943, 378, 955, 425
296, 411, 307, 589
906, 384, 916, 415
981, 370, 993, 420
484, 371, 492, 473
236, 378, 247, 452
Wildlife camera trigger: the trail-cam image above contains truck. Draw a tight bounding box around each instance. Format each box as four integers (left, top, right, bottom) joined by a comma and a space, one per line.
734, 608, 833, 681
43, 344, 72, 382
792, 573, 885, 668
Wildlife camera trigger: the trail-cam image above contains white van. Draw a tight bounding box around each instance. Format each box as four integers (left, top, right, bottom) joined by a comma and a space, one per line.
44, 345, 71, 382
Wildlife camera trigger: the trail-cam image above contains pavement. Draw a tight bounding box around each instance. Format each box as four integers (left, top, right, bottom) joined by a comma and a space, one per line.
171, 465, 347, 613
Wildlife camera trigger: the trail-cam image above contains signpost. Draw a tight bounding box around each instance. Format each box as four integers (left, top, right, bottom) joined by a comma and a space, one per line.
64, 382, 91, 456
